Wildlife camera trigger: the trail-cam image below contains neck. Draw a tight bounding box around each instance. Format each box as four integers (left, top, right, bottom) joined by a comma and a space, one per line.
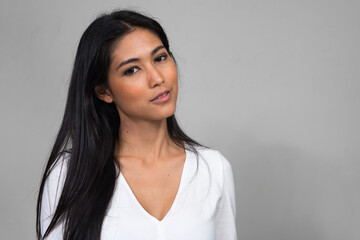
117, 116, 177, 164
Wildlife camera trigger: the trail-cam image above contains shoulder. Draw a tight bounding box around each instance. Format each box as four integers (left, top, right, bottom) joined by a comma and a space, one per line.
47, 153, 70, 184
42, 153, 70, 217
187, 145, 235, 203
193, 145, 233, 172
40, 153, 70, 237
189, 145, 234, 189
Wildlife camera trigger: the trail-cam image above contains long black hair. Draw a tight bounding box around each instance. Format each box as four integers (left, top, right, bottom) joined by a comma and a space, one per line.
36, 9, 203, 240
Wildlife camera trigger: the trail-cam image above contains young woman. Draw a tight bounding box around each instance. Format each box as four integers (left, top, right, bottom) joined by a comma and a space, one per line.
36, 10, 237, 240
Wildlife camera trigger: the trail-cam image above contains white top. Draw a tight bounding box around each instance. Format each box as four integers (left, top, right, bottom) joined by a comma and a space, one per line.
41, 145, 237, 239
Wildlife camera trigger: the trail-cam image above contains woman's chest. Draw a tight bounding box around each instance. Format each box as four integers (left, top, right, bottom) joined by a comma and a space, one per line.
102, 192, 217, 240
103, 153, 223, 239
101, 173, 221, 240
119, 158, 185, 221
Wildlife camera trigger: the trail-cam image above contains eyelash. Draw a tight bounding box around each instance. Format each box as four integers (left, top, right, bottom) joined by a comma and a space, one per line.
123, 53, 168, 76
155, 53, 167, 62
123, 66, 139, 76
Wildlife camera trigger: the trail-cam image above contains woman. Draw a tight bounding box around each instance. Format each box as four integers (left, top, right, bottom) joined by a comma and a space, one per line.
36, 10, 237, 240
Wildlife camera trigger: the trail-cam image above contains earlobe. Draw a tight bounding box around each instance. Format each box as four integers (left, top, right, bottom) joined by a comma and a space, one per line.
94, 85, 114, 103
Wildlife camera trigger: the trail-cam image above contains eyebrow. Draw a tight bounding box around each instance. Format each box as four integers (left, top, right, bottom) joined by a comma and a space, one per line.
116, 45, 165, 70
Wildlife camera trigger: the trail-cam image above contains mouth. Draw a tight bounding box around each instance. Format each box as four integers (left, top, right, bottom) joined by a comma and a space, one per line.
150, 90, 171, 103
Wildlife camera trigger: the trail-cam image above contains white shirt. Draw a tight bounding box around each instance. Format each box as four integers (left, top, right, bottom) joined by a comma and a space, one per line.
41, 145, 237, 239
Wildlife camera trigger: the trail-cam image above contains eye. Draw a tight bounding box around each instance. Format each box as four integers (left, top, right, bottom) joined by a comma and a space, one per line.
154, 53, 167, 62
123, 66, 140, 76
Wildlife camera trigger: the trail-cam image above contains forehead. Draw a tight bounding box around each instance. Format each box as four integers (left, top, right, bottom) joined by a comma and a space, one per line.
111, 28, 163, 61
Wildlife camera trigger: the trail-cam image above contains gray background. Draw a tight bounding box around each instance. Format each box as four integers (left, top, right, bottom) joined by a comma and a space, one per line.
1, 0, 359, 239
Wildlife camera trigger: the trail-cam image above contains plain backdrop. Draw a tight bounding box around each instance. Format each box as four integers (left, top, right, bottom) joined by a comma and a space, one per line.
1, 0, 359, 239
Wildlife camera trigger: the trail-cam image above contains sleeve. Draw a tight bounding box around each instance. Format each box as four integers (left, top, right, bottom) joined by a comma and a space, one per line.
215, 152, 237, 240
40, 154, 68, 239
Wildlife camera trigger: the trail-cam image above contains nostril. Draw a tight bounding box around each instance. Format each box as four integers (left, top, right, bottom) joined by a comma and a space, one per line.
152, 79, 164, 88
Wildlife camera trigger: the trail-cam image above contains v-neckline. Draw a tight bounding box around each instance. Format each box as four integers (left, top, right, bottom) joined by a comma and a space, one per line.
119, 147, 190, 223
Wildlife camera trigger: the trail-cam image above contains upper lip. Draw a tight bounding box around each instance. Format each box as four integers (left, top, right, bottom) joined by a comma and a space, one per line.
151, 89, 170, 101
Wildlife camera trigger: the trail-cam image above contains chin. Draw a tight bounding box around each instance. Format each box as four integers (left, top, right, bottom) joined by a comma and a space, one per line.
150, 104, 176, 121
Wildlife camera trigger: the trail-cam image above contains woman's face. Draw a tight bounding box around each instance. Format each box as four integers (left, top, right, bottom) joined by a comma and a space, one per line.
100, 28, 178, 122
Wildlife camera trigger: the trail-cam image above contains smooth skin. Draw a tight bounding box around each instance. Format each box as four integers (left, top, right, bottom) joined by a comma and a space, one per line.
96, 28, 186, 221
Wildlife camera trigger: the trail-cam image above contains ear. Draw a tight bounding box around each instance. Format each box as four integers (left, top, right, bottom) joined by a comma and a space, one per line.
94, 85, 114, 103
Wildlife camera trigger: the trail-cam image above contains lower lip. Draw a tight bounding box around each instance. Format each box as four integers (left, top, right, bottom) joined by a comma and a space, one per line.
151, 91, 171, 103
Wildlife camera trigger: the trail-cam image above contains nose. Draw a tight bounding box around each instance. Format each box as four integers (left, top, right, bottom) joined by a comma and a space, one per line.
147, 64, 164, 88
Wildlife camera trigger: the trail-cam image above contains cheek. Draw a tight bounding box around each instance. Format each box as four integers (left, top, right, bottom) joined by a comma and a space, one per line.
166, 62, 178, 89
170, 67, 178, 99
111, 82, 146, 110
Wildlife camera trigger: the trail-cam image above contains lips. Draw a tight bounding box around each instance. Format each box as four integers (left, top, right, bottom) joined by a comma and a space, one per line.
151, 90, 170, 102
